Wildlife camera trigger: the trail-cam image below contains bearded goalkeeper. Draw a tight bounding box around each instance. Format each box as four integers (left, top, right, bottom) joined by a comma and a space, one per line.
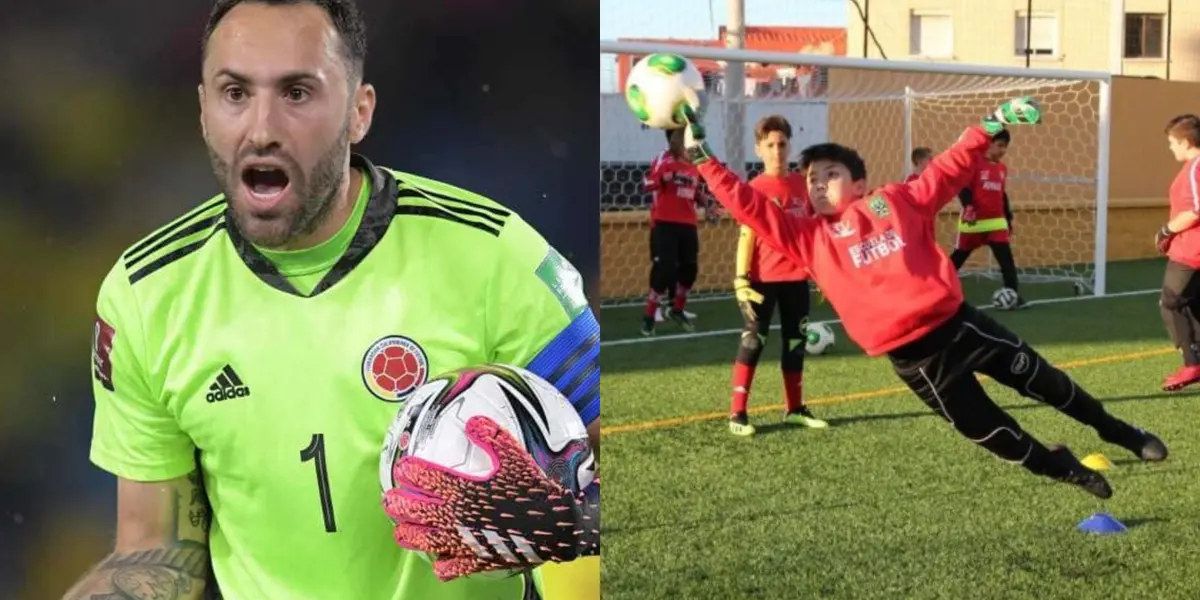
678, 97, 1167, 499
65, 1, 598, 599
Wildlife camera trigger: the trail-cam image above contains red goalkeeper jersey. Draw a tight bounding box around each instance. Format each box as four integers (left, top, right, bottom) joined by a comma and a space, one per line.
644, 150, 700, 226
1168, 156, 1200, 268
697, 126, 994, 356
958, 158, 1010, 231
903, 173, 919, 183
747, 172, 810, 282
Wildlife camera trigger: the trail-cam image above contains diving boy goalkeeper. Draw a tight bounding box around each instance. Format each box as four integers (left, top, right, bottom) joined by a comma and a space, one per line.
677, 97, 1167, 499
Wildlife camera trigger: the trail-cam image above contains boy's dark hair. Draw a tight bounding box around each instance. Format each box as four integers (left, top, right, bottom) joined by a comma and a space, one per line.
911, 147, 933, 165
754, 115, 793, 142
1165, 114, 1200, 147
991, 129, 1012, 144
800, 143, 868, 182
202, 0, 368, 81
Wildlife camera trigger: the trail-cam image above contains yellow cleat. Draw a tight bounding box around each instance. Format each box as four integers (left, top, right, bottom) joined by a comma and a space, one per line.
785, 407, 829, 429
729, 414, 756, 436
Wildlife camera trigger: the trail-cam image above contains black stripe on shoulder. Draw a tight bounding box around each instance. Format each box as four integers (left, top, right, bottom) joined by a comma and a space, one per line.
393, 205, 501, 237
415, 185, 512, 218
395, 188, 507, 230
124, 196, 227, 260
125, 214, 223, 270
128, 218, 227, 285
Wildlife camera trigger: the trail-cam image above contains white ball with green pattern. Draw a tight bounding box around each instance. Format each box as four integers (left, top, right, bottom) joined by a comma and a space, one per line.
623, 53, 708, 130
805, 322, 836, 356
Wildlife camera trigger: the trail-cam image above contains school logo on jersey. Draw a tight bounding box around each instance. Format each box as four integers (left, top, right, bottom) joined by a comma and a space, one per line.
868, 196, 890, 218
536, 247, 588, 319
362, 336, 429, 402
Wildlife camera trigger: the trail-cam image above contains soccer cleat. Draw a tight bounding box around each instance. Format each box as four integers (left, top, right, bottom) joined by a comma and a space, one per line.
1123, 428, 1168, 462
640, 317, 655, 337
1161, 364, 1200, 391
667, 308, 695, 332
784, 406, 829, 429
1045, 445, 1113, 500
729, 413, 756, 437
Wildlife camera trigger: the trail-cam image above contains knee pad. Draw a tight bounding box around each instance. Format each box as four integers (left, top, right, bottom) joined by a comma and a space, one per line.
737, 330, 765, 364
1162, 287, 1188, 311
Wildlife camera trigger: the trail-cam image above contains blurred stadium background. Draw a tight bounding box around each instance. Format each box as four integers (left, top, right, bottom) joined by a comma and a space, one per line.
0, 1, 597, 598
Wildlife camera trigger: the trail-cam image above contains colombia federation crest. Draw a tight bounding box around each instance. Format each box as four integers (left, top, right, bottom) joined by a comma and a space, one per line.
362, 335, 429, 402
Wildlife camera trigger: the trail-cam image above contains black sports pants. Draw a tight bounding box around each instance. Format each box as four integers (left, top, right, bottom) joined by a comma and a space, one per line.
648, 221, 699, 295
887, 304, 1134, 475
1160, 260, 1200, 366
736, 280, 810, 371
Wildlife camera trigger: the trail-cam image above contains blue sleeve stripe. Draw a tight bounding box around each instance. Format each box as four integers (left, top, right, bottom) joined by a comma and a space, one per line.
524, 310, 600, 426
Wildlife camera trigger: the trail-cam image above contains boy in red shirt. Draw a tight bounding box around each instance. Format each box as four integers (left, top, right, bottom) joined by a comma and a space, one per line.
1154, 114, 1200, 391
678, 98, 1166, 499
642, 128, 703, 336
903, 147, 932, 184
729, 115, 828, 436
950, 130, 1026, 308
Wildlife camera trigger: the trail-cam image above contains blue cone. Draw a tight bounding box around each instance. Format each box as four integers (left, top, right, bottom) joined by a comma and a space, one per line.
1077, 512, 1127, 535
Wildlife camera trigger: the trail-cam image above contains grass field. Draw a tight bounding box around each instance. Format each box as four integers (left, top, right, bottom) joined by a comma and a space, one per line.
599, 258, 1200, 600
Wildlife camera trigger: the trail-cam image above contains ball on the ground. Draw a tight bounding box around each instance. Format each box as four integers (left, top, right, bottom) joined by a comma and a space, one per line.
380, 364, 595, 578
992, 287, 1019, 309
623, 53, 708, 130
805, 322, 836, 355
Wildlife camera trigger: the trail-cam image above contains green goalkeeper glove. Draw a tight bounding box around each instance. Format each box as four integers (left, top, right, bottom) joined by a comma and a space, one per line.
982, 96, 1042, 135
679, 105, 717, 166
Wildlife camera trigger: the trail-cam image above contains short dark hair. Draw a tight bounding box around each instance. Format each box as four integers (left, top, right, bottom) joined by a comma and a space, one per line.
911, 147, 933, 165
201, 0, 368, 81
1166, 114, 1200, 147
754, 115, 793, 142
800, 143, 867, 182
991, 129, 1011, 144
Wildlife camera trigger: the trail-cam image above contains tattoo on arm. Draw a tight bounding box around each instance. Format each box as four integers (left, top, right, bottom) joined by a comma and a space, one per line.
64, 472, 213, 600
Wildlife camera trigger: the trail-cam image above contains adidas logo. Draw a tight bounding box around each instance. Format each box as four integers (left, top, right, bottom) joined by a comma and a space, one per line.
206, 365, 251, 403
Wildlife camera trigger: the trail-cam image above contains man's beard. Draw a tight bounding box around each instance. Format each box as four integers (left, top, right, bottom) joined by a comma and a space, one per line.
207, 121, 351, 249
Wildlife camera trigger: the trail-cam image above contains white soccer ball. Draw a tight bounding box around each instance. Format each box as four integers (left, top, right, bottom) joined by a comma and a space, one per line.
805, 322, 836, 355
992, 287, 1019, 309
624, 53, 708, 130
380, 364, 595, 577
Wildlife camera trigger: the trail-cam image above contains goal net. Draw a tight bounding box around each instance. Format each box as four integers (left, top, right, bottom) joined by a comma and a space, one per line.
599, 44, 1111, 307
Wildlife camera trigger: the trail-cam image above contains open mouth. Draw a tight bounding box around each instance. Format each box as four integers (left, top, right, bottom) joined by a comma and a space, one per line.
240, 166, 291, 209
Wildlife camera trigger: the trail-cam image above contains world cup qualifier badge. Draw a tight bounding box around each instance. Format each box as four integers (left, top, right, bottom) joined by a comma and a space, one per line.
362, 335, 429, 402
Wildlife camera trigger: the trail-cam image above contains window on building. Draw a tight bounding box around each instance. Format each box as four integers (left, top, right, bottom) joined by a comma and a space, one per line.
1014, 12, 1058, 57
1125, 13, 1165, 58
909, 12, 953, 58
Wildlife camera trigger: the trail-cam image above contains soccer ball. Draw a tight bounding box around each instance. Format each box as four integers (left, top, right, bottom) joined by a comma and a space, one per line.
992, 287, 1019, 309
379, 364, 595, 577
805, 322, 836, 355
624, 53, 708, 130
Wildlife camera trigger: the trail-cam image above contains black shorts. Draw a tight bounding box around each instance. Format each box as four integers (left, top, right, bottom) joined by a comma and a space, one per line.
887, 303, 1036, 408
742, 280, 811, 336
649, 221, 699, 266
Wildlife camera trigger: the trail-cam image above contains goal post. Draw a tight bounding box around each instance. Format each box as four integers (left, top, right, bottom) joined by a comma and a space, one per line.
599, 41, 1112, 307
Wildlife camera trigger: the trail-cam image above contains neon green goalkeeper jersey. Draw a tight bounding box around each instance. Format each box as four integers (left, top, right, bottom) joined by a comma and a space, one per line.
88, 154, 600, 600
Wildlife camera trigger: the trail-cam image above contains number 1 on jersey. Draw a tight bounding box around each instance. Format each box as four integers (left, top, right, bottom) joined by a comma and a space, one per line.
300, 433, 338, 533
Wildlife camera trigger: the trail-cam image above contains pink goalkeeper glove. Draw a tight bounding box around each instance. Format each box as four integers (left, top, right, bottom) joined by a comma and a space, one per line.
383, 415, 600, 581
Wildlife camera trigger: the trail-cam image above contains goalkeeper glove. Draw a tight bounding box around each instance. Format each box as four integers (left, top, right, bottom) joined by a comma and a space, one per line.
1157, 225, 1176, 255
734, 276, 763, 322
961, 205, 978, 225
679, 105, 716, 165
982, 96, 1042, 135
384, 416, 599, 581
